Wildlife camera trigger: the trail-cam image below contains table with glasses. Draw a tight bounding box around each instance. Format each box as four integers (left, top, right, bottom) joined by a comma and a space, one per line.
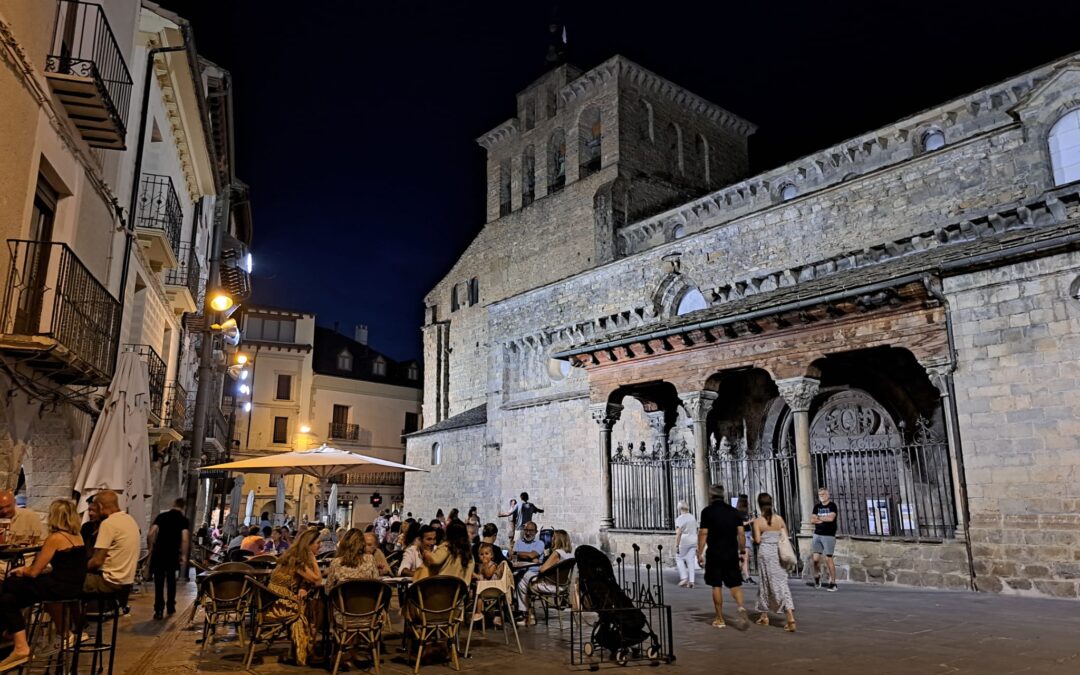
0, 544, 42, 580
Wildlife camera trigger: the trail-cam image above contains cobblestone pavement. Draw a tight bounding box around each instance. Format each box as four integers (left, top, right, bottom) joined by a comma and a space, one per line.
102, 571, 1080, 675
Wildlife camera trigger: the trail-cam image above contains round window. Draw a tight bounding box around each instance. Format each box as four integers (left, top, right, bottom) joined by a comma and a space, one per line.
780, 184, 797, 201
673, 224, 686, 239
923, 130, 945, 152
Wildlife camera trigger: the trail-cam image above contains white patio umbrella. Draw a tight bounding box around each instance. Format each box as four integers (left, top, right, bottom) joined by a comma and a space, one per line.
74, 351, 153, 531
202, 445, 426, 527
275, 479, 286, 526
245, 489, 256, 527
327, 483, 339, 527
225, 474, 244, 537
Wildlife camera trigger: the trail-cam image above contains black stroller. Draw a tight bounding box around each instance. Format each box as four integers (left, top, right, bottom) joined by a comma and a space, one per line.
574, 545, 663, 665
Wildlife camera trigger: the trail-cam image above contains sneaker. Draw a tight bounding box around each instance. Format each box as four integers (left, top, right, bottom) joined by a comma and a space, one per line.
745, 577, 757, 585
806, 577, 821, 589
826, 583, 838, 592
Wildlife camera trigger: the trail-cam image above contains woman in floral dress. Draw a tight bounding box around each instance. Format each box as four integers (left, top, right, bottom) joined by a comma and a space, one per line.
751, 493, 796, 632
265, 528, 323, 664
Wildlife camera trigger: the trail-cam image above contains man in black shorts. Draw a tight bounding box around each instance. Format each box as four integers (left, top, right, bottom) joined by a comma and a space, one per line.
697, 484, 749, 629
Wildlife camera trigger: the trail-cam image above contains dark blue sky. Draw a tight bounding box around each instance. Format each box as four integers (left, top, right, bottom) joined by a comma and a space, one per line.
160, 1, 1080, 361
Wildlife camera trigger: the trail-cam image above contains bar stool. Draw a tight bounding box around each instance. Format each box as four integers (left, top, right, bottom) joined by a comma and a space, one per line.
72, 586, 130, 675
20, 598, 80, 675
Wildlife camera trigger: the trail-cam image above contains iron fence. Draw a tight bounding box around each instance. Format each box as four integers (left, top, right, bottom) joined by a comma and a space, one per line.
329, 422, 360, 441
164, 244, 202, 301
1, 239, 121, 381
45, 0, 133, 135
610, 441, 695, 531
811, 435, 955, 540
163, 382, 187, 434
136, 174, 183, 254
124, 344, 165, 423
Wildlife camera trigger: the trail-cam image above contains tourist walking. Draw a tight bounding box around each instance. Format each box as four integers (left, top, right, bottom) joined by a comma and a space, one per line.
498, 498, 518, 552
147, 498, 190, 619
751, 493, 796, 632
809, 487, 839, 591
737, 494, 756, 584
697, 484, 749, 629
674, 500, 697, 588
506, 492, 544, 548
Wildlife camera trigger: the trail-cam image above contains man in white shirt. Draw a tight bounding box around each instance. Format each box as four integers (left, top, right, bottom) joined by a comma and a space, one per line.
0, 490, 47, 543
85, 490, 141, 593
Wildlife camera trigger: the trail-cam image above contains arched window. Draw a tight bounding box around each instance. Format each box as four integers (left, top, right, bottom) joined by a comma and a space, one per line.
407, 363, 419, 380
545, 86, 557, 118
521, 146, 536, 206
579, 108, 602, 178
922, 129, 946, 152
523, 97, 536, 131
548, 129, 566, 193
666, 122, 683, 176
1049, 109, 1080, 186
640, 100, 654, 142
498, 160, 512, 216
337, 349, 353, 371
468, 277, 479, 305
696, 134, 710, 184
676, 288, 707, 316
672, 224, 686, 240
431, 442, 442, 466
780, 183, 798, 201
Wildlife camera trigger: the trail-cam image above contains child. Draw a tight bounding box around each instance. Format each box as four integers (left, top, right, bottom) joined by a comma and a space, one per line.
473, 543, 504, 625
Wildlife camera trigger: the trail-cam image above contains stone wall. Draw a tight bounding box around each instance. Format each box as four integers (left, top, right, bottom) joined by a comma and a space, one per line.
832, 538, 972, 590
947, 251, 1080, 599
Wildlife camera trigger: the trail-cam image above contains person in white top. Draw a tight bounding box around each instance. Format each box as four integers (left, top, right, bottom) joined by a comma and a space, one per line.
0, 490, 47, 544
84, 490, 141, 593
674, 500, 698, 588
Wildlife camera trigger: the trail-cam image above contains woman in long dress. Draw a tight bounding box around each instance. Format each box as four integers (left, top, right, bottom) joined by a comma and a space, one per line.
265, 528, 323, 664
751, 493, 796, 632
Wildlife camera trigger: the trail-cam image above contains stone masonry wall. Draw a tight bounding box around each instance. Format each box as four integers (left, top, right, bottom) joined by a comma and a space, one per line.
947, 251, 1080, 599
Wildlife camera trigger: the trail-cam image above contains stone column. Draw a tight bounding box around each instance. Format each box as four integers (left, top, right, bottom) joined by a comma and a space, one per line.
679, 392, 718, 515
927, 365, 967, 541
776, 377, 820, 537
589, 402, 623, 530
646, 410, 675, 529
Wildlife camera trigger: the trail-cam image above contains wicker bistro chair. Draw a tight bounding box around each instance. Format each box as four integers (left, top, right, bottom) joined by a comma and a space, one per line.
402, 576, 469, 674
328, 580, 393, 675
199, 571, 251, 654
526, 557, 577, 628
242, 578, 301, 670
464, 562, 521, 657
245, 555, 278, 570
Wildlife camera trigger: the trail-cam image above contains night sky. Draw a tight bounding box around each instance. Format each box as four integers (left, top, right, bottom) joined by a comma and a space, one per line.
158, 1, 1080, 361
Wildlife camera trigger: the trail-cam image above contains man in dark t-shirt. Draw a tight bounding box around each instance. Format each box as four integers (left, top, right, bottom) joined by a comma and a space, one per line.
147, 498, 191, 619
80, 497, 101, 553
809, 487, 839, 591
696, 484, 749, 629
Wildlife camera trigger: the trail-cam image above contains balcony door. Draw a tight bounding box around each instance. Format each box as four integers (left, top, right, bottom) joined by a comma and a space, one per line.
14, 178, 57, 334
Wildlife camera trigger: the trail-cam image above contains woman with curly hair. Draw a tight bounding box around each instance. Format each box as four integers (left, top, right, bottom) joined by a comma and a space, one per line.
264, 527, 323, 664
327, 530, 389, 587
419, 520, 472, 583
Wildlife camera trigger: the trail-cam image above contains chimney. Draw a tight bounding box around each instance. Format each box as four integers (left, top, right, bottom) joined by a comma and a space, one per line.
355, 324, 368, 345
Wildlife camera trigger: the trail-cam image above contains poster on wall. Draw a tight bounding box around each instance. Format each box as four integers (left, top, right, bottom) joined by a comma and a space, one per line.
866, 498, 891, 536
899, 503, 916, 532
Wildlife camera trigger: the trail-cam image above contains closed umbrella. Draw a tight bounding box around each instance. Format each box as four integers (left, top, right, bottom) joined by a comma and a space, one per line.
225, 475, 244, 538
275, 479, 286, 526
245, 489, 256, 527
74, 351, 152, 528
327, 483, 339, 528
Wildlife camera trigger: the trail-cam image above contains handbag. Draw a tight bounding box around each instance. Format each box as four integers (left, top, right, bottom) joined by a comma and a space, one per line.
777, 529, 797, 570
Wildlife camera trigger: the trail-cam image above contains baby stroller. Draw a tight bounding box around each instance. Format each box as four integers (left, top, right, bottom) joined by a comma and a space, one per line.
574, 545, 662, 665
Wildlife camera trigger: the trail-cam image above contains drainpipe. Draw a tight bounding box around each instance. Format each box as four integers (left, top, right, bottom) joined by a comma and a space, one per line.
923, 274, 978, 591
114, 38, 189, 366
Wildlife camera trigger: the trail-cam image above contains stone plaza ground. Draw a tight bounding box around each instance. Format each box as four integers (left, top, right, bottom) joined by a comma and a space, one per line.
100, 570, 1080, 675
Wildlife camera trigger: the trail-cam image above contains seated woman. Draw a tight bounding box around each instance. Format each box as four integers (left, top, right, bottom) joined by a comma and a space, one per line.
262, 527, 288, 555
0, 499, 87, 671
418, 520, 472, 583
264, 528, 323, 666
516, 529, 573, 623
401, 526, 434, 578
326, 530, 389, 587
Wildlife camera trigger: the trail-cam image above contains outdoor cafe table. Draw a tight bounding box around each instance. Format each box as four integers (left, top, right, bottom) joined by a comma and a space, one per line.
0, 545, 42, 579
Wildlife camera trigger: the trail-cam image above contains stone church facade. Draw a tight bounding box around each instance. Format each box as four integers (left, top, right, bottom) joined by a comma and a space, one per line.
405, 53, 1080, 599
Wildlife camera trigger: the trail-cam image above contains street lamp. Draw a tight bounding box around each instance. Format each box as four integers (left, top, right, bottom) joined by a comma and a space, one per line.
208, 289, 234, 312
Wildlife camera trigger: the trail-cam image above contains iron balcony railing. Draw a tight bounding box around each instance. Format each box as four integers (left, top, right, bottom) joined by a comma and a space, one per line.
1, 239, 121, 382
185, 392, 229, 450
136, 174, 183, 255
124, 344, 166, 424
329, 422, 360, 441
164, 244, 202, 301
45, 0, 133, 140
163, 382, 187, 434
330, 472, 405, 487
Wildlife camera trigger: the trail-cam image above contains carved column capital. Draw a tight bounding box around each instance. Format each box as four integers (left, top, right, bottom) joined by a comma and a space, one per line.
924, 364, 953, 397
644, 410, 670, 436
679, 391, 718, 423
589, 402, 623, 429
776, 377, 820, 413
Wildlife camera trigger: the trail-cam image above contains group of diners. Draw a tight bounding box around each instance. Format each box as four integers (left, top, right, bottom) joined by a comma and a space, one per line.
0, 490, 141, 672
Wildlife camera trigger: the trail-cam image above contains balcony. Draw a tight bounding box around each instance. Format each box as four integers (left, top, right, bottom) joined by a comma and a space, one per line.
135, 174, 182, 270
0, 240, 121, 386
159, 382, 187, 438
44, 1, 132, 150
123, 344, 165, 425
164, 245, 201, 314
184, 393, 230, 457
330, 472, 405, 487
328, 422, 360, 442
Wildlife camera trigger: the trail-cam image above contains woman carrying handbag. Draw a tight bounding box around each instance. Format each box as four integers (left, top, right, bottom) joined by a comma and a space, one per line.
750, 493, 797, 632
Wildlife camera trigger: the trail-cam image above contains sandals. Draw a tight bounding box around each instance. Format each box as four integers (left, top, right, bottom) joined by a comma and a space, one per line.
711, 619, 726, 629
0, 652, 30, 673
784, 621, 797, 633
755, 613, 770, 626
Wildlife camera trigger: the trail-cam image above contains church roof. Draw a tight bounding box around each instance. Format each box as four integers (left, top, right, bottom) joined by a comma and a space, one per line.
406, 404, 487, 439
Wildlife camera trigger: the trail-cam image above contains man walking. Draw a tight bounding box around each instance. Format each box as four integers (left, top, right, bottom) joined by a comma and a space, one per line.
147, 498, 190, 619
697, 484, 749, 629
809, 487, 839, 591
506, 492, 543, 548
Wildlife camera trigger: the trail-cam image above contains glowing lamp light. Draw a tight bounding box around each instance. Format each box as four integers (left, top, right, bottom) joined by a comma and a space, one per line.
244, 253, 254, 273
236, 354, 248, 365
238, 384, 250, 395
208, 290, 234, 312
243, 402, 252, 412
239, 369, 249, 380
299, 425, 311, 434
